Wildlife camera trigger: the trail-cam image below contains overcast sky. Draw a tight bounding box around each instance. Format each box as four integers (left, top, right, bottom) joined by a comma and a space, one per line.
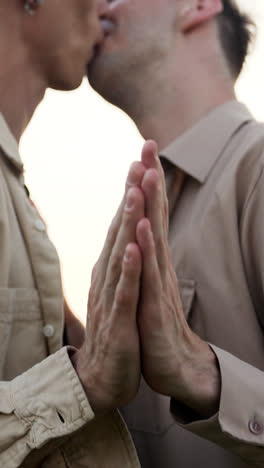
20, 0, 264, 322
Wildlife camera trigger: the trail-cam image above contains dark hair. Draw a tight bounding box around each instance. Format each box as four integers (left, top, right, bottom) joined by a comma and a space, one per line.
217, 0, 255, 78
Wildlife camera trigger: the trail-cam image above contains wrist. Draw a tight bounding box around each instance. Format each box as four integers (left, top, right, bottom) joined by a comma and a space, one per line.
175, 341, 221, 418
69, 347, 112, 415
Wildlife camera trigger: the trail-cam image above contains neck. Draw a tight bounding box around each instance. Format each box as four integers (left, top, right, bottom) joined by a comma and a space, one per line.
0, 14, 47, 142
125, 42, 236, 151
137, 77, 235, 151
0, 64, 46, 143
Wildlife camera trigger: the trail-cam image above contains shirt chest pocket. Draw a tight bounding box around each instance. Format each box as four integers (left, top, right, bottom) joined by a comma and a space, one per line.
120, 278, 196, 435
0, 288, 47, 380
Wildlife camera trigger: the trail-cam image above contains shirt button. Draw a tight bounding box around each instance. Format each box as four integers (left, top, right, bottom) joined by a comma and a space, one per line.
248, 419, 263, 435
43, 324, 55, 338
34, 219, 46, 232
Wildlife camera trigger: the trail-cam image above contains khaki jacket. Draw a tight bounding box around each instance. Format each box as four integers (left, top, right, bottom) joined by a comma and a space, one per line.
0, 114, 140, 468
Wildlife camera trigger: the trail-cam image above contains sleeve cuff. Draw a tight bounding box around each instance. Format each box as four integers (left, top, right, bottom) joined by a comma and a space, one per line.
171, 345, 264, 466
211, 344, 264, 445
9, 346, 94, 449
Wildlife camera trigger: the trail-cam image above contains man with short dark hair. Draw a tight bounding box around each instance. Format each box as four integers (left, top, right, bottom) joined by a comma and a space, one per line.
88, 0, 264, 466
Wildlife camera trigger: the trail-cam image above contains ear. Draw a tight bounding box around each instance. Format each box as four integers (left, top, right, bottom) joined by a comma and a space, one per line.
180, 0, 223, 33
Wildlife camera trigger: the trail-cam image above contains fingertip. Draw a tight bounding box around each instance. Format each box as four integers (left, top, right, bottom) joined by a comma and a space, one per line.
124, 242, 142, 265
137, 217, 151, 230
136, 218, 152, 246
141, 168, 159, 194
141, 140, 159, 169
127, 161, 146, 188
144, 140, 158, 155
125, 186, 144, 212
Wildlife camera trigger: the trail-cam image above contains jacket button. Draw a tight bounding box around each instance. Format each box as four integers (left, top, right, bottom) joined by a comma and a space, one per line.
43, 324, 55, 338
248, 419, 263, 435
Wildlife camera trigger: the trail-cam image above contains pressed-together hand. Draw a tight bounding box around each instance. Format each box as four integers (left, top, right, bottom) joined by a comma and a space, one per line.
72, 140, 221, 418
71, 157, 148, 414
137, 141, 221, 418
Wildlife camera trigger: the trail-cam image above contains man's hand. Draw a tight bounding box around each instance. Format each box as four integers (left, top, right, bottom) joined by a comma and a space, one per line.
71, 160, 146, 414
137, 141, 221, 418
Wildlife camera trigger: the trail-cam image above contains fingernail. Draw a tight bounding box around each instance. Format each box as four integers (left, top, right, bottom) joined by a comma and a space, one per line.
124, 250, 132, 263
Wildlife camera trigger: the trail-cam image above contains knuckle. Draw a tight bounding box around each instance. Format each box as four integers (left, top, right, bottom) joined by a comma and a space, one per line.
88, 286, 97, 310
107, 221, 119, 244
103, 283, 116, 304
127, 161, 144, 185
122, 218, 136, 237
123, 208, 137, 229
115, 289, 131, 308
104, 255, 123, 293
110, 252, 123, 278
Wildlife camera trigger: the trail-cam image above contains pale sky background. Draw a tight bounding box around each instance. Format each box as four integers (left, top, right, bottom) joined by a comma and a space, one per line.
20, 0, 264, 323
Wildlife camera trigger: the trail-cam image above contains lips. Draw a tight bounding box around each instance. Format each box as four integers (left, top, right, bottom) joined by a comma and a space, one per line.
100, 18, 116, 37
88, 18, 116, 65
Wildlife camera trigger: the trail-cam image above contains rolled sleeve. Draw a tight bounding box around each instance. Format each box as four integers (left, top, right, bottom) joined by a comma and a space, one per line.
0, 347, 94, 467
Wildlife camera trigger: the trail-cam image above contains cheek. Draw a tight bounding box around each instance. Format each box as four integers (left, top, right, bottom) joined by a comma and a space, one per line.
82, 0, 97, 13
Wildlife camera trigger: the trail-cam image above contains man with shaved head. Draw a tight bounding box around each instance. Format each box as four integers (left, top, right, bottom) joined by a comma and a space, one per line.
88, 1, 264, 467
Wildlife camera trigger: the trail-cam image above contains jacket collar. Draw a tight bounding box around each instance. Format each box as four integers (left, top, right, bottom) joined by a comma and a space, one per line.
0, 113, 24, 173
160, 100, 253, 183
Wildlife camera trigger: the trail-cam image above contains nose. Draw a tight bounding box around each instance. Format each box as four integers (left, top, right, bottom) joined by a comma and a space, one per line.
97, 0, 110, 17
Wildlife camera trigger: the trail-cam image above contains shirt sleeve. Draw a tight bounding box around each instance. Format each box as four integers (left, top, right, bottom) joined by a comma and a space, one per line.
171, 164, 264, 467
0, 346, 94, 467
190, 345, 264, 465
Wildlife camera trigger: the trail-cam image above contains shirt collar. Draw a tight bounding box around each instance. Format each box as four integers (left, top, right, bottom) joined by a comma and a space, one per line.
0, 113, 24, 173
160, 100, 253, 184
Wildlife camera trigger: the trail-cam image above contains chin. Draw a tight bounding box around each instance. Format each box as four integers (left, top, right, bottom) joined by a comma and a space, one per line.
52, 78, 83, 92
49, 67, 84, 92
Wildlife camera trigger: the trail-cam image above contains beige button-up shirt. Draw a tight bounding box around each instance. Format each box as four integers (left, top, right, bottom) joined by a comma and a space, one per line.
0, 114, 140, 468
121, 101, 264, 467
